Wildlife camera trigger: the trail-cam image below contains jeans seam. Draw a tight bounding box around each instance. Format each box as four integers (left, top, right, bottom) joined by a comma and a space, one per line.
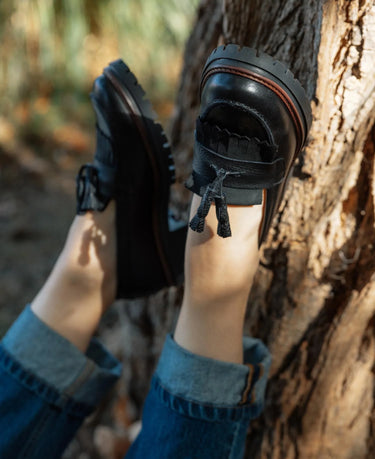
239, 364, 254, 405
63, 360, 96, 398
229, 419, 243, 459
19, 409, 53, 458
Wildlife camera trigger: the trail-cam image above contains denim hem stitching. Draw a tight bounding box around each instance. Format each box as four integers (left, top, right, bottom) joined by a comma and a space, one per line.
0, 344, 93, 418
152, 375, 261, 423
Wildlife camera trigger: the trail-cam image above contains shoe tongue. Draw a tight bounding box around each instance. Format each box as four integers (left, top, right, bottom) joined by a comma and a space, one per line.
196, 117, 277, 162
94, 126, 116, 167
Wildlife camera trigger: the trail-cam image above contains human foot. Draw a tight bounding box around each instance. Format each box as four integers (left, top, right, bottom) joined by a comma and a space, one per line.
31, 60, 190, 350
175, 45, 311, 364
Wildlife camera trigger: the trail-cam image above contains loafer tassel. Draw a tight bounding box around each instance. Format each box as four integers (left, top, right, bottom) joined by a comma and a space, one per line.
189, 166, 234, 238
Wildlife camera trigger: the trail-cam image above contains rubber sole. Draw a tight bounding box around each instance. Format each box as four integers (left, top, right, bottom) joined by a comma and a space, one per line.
201, 44, 312, 144
102, 59, 180, 293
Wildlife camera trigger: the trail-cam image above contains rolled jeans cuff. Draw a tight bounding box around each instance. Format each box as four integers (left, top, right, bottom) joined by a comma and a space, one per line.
155, 334, 271, 415
1, 305, 122, 411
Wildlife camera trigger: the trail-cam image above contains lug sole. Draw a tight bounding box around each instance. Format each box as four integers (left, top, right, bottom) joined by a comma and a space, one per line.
102, 60, 180, 295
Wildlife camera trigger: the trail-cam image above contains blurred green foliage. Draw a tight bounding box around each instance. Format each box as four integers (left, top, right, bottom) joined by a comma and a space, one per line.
0, 0, 198, 146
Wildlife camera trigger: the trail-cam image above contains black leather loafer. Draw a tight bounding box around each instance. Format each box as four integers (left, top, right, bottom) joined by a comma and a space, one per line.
187, 44, 312, 243
76, 59, 187, 298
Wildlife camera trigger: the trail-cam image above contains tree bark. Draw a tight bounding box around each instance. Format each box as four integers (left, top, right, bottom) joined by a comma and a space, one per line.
167, 0, 375, 458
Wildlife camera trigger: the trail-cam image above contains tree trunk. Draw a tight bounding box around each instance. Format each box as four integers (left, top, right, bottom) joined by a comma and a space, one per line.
168, 0, 375, 458
66, 1, 375, 457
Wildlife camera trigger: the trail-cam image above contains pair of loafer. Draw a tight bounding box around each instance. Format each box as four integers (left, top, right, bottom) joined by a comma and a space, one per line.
77, 45, 311, 299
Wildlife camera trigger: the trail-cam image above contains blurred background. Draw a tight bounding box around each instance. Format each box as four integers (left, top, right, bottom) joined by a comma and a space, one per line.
0, 0, 198, 336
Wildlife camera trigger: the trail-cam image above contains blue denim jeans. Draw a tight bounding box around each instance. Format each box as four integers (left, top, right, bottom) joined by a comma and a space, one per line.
0, 306, 271, 458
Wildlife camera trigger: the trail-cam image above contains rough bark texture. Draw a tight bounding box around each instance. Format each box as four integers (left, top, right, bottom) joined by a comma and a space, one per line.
83, 1, 375, 458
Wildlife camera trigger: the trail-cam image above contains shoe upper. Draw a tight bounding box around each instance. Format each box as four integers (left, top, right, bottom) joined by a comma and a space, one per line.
187, 45, 311, 243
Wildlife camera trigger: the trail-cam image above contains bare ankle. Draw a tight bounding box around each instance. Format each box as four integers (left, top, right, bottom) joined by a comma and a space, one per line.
30, 204, 117, 351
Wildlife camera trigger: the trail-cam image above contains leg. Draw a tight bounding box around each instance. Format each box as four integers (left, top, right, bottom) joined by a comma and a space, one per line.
175, 196, 262, 364
31, 203, 116, 352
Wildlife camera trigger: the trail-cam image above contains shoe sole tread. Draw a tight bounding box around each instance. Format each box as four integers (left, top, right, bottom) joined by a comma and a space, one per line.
100, 59, 178, 294
104, 59, 176, 184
